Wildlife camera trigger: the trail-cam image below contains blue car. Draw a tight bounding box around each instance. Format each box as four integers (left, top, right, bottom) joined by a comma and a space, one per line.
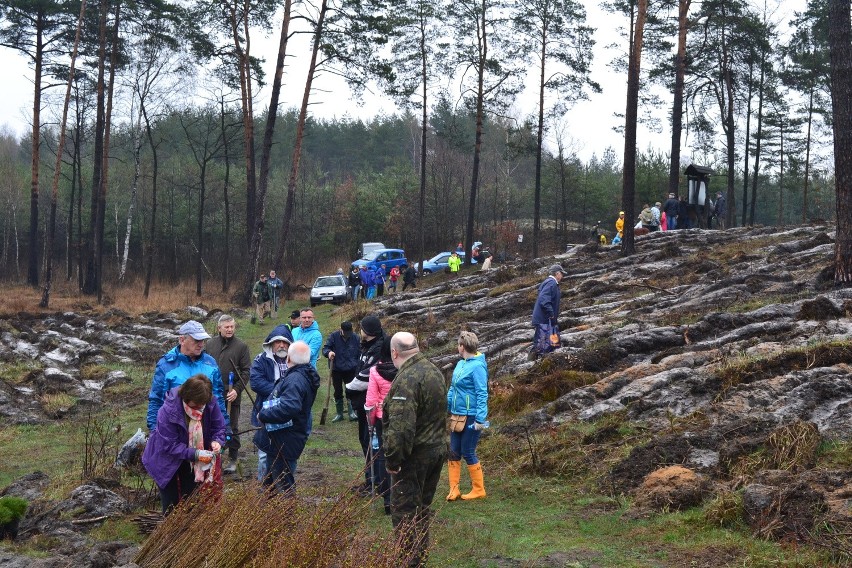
350, 248, 408, 273
415, 252, 476, 274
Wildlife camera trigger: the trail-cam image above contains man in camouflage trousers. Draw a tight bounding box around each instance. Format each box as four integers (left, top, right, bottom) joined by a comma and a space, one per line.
382, 332, 447, 567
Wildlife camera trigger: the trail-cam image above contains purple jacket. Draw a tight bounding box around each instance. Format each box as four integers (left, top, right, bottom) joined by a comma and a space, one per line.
142, 387, 226, 489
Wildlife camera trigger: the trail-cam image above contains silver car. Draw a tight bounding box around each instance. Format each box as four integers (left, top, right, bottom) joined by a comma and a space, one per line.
310, 275, 350, 306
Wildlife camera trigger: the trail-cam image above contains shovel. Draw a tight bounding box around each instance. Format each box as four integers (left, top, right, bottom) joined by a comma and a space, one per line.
320, 358, 333, 425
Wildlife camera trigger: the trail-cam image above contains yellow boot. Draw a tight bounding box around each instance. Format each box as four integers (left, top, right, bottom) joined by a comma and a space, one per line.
461, 463, 486, 500
446, 460, 462, 501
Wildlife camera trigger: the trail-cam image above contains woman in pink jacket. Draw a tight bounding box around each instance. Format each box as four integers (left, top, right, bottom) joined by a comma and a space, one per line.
364, 340, 396, 514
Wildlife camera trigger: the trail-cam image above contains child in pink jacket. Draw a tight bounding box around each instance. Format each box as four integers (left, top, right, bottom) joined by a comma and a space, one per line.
364, 341, 396, 513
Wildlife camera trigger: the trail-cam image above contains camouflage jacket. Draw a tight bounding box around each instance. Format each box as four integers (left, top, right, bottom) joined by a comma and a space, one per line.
382, 352, 448, 471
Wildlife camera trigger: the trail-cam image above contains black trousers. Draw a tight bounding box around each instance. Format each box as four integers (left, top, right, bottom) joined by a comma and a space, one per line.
160, 461, 196, 515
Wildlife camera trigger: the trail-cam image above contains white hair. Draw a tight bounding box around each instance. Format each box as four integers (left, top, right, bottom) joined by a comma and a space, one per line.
218, 314, 235, 325
288, 341, 311, 365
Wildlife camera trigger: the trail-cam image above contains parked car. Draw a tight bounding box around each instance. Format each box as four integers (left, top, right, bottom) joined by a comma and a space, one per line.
415, 251, 476, 274
350, 248, 408, 273
310, 275, 350, 306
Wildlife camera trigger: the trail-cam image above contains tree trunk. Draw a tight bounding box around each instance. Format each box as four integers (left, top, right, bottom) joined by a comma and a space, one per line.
83, 0, 108, 295
741, 60, 754, 227
803, 87, 814, 223
417, 9, 429, 277
828, 0, 852, 286
220, 96, 232, 293
241, 0, 292, 304
228, 1, 256, 247
40, 0, 86, 307
119, 110, 143, 281
621, 0, 647, 257
465, 0, 487, 266
749, 49, 766, 227
28, 13, 44, 287
142, 100, 158, 298
94, 1, 121, 303
667, 0, 690, 198
273, 0, 327, 272
532, 21, 547, 259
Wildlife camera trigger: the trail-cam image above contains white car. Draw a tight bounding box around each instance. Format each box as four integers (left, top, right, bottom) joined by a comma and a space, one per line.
310, 275, 350, 306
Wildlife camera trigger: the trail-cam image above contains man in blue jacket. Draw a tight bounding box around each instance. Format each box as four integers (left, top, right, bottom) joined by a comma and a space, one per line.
531, 264, 566, 359
249, 325, 293, 482
257, 341, 320, 493
292, 308, 322, 369
322, 321, 361, 423
146, 320, 230, 431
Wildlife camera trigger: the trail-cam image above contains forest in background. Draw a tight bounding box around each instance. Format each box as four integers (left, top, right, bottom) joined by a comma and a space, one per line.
0, 0, 841, 301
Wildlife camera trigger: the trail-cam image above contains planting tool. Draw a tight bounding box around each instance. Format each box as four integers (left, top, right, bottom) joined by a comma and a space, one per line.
320, 358, 333, 425
226, 372, 234, 416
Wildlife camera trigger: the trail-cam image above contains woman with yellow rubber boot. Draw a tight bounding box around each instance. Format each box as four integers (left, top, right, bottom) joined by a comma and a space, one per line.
446, 331, 489, 501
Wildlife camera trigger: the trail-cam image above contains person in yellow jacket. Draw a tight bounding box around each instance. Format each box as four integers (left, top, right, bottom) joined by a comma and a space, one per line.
448, 251, 462, 274
615, 211, 625, 239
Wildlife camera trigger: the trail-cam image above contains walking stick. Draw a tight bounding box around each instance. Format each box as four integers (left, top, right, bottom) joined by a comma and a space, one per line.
320, 358, 333, 425
368, 409, 376, 498
228, 358, 255, 406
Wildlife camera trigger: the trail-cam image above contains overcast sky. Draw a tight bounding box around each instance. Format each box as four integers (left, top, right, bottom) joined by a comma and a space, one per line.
0, 0, 807, 163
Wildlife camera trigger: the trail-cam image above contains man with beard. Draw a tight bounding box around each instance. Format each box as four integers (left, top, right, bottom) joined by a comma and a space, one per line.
345, 315, 385, 495
256, 341, 320, 493
249, 327, 293, 482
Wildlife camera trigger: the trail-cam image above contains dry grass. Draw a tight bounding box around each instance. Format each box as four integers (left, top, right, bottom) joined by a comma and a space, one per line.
135, 483, 418, 568
728, 421, 821, 480
0, 278, 242, 317
38, 393, 76, 418
704, 489, 744, 528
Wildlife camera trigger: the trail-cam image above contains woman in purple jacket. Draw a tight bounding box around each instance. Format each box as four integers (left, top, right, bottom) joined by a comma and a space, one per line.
142, 374, 226, 514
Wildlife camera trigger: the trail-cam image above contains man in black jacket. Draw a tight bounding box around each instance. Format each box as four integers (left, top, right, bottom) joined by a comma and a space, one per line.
322, 321, 361, 422
345, 315, 385, 494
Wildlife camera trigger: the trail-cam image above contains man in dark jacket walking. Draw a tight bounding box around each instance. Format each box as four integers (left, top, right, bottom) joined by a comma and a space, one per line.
531, 264, 566, 359
322, 321, 361, 422
346, 315, 385, 493
383, 332, 447, 567
256, 341, 320, 493
205, 314, 251, 472
402, 265, 417, 291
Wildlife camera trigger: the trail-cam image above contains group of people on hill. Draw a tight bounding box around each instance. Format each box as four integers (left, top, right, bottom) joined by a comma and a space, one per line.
348, 264, 416, 300
609, 191, 728, 245
141, 308, 490, 566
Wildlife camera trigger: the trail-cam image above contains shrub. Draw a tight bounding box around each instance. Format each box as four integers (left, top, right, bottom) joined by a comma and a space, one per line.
0, 496, 28, 524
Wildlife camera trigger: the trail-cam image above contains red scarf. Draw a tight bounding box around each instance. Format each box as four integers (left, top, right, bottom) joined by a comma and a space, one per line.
184, 402, 212, 483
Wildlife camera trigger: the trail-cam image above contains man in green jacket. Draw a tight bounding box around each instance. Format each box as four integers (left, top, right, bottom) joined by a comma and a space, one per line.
252, 274, 271, 323
382, 332, 447, 567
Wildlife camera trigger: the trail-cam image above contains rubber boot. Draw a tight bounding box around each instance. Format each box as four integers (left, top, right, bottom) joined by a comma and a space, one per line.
446, 460, 462, 501
461, 463, 486, 500
347, 400, 358, 422
331, 399, 345, 423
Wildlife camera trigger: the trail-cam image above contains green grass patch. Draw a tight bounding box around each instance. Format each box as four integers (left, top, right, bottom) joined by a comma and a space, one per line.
89, 518, 145, 543
0, 360, 42, 385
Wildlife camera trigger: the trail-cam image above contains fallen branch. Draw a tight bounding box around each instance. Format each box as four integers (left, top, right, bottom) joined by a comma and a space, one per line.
620, 282, 676, 296
71, 514, 110, 525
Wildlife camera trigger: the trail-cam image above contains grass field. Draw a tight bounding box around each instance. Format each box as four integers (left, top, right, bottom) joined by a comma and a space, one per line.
0, 297, 846, 567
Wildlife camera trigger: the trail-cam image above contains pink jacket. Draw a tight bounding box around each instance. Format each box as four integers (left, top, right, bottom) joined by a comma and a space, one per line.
365, 365, 393, 425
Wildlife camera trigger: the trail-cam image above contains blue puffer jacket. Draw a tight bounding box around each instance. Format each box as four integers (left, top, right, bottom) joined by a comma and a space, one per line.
292, 321, 322, 369
147, 346, 229, 430
447, 352, 488, 423
257, 363, 321, 460
250, 326, 295, 428
532, 276, 561, 325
